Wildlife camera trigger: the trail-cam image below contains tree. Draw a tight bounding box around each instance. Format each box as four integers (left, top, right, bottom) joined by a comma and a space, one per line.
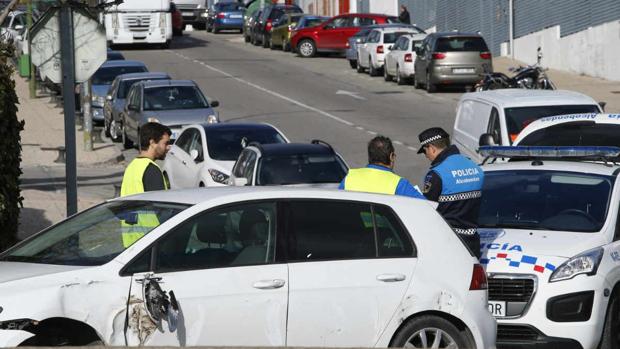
0, 41, 24, 251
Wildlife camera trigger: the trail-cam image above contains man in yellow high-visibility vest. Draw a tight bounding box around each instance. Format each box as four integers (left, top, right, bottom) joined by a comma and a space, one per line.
339, 135, 425, 199
120, 122, 171, 247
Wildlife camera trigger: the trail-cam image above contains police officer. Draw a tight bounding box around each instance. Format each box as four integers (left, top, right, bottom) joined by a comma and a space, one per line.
120, 122, 172, 197
340, 135, 425, 199
418, 127, 484, 258
119, 122, 171, 247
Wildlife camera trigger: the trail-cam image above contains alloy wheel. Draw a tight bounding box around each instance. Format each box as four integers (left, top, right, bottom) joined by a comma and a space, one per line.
404, 328, 458, 349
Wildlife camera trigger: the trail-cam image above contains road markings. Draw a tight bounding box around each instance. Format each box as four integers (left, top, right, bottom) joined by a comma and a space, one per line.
336, 90, 366, 100
169, 50, 420, 152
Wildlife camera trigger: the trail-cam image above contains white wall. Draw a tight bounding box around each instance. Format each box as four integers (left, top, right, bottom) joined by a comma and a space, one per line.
296, 0, 340, 16
501, 20, 620, 81
369, 0, 398, 16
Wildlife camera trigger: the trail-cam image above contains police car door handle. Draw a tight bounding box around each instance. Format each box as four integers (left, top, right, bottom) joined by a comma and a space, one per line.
252, 279, 286, 289
376, 274, 406, 282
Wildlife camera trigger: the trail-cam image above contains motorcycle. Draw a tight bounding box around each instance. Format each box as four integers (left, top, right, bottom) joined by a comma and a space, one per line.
475, 47, 556, 91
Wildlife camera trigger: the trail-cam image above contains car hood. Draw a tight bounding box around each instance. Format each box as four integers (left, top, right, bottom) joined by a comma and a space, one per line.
92, 84, 111, 98
479, 228, 607, 275
281, 182, 340, 189
143, 108, 216, 125
0, 262, 87, 284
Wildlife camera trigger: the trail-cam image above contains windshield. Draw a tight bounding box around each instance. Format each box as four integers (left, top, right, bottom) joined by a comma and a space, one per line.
144, 86, 209, 111
384, 31, 409, 43
436, 37, 488, 52
257, 154, 348, 185
118, 78, 167, 99
206, 128, 287, 161
0, 201, 188, 266
479, 170, 613, 232
91, 66, 147, 85
505, 104, 600, 142
519, 124, 620, 147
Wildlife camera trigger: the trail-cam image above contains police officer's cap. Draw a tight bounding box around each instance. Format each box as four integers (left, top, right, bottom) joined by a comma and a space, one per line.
417, 127, 450, 154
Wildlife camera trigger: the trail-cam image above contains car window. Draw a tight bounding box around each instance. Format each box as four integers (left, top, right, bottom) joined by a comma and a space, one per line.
129, 86, 141, 108
479, 171, 613, 233
243, 151, 257, 184
154, 202, 277, 272
373, 205, 415, 257
257, 153, 348, 185
504, 104, 601, 142
352, 16, 375, 27
232, 149, 252, 178
175, 128, 195, 153
91, 66, 147, 85
435, 36, 489, 52
487, 107, 502, 145
189, 129, 204, 160
205, 127, 286, 161
384, 31, 408, 44
518, 124, 620, 147
1, 201, 187, 266
330, 17, 349, 28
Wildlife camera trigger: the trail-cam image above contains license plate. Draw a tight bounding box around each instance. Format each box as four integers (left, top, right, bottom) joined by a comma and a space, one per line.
488, 301, 506, 317
182, 12, 193, 16
229, 14, 242, 18
453, 68, 475, 74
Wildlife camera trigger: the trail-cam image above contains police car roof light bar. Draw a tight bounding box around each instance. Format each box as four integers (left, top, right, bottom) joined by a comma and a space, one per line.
479, 146, 620, 159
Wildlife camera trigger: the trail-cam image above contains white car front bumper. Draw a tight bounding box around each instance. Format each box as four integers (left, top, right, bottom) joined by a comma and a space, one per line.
0, 330, 34, 347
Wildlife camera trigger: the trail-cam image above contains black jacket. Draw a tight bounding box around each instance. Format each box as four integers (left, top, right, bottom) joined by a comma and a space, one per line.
398, 10, 410, 24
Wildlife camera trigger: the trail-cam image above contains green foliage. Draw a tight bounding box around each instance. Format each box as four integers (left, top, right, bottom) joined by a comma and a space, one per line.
0, 42, 24, 251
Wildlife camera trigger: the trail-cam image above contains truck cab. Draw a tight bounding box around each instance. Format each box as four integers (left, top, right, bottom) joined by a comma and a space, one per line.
104, 0, 172, 47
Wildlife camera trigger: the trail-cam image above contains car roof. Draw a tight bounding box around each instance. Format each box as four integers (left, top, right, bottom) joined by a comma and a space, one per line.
514, 113, 620, 144
116, 72, 170, 81
483, 159, 620, 176
338, 13, 391, 18
140, 79, 196, 88
373, 27, 422, 33
199, 122, 278, 132
100, 60, 146, 68
251, 142, 335, 156
114, 186, 428, 207
430, 32, 484, 38
461, 89, 599, 108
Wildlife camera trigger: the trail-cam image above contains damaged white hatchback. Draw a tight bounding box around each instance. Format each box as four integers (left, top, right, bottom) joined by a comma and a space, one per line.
0, 187, 496, 348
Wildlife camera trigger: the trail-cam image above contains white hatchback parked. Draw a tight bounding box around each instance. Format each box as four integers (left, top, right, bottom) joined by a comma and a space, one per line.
357, 26, 423, 76
384, 33, 427, 85
163, 123, 289, 188
0, 188, 496, 348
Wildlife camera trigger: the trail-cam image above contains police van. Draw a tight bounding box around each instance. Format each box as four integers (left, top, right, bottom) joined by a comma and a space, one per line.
478, 145, 620, 349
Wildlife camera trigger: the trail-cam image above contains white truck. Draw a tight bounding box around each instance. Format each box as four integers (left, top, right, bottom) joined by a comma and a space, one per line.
104, 0, 172, 48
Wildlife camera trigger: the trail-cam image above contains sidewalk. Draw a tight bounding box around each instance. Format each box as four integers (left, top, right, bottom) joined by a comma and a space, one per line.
494, 57, 620, 113
16, 74, 124, 239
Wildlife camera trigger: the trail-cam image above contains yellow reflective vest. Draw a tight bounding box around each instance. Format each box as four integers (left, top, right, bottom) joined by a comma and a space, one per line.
343, 167, 402, 195
119, 158, 168, 247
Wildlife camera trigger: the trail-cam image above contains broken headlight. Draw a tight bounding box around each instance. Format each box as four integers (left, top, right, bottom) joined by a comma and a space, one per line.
0, 319, 37, 331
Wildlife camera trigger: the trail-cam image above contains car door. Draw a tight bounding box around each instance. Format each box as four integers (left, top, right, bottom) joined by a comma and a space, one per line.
167, 129, 195, 188
319, 16, 350, 49
285, 200, 417, 347
125, 201, 288, 346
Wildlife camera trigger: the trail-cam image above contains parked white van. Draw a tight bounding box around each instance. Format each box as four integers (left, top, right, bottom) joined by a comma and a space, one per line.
452, 89, 602, 163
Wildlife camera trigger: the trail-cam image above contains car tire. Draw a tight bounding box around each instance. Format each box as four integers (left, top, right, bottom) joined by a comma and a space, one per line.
599, 292, 620, 349
349, 59, 357, 69
262, 34, 270, 48
356, 59, 365, 73
110, 119, 122, 143
122, 125, 134, 150
390, 315, 471, 349
297, 39, 316, 58
426, 71, 437, 93
396, 66, 406, 85
384, 64, 392, 81
368, 56, 380, 76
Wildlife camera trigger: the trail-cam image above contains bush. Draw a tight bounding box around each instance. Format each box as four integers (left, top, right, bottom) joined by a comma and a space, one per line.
0, 42, 24, 251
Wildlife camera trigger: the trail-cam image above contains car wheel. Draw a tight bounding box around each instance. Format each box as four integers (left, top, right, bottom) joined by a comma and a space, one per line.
384, 64, 392, 81
104, 117, 111, 137
262, 34, 270, 48
199, 182, 205, 187
599, 292, 620, 349
349, 59, 357, 69
356, 59, 365, 73
396, 66, 406, 85
122, 125, 134, 150
109, 119, 122, 143
390, 315, 471, 349
297, 39, 316, 58
426, 71, 437, 93
368, 56, 379, 76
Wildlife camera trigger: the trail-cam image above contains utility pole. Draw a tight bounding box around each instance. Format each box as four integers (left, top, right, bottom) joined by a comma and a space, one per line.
59, 2, 78, 216
27, 0, 36, 98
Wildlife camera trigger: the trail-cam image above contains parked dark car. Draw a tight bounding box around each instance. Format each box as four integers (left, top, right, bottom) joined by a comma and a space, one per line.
207, 1, 245, 33
251, 4, 302, 48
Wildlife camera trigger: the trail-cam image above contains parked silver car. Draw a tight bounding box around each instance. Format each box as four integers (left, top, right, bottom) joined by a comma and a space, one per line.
121, 80, 220, 149
413, 32, 493, 93
104, 72, 170, 142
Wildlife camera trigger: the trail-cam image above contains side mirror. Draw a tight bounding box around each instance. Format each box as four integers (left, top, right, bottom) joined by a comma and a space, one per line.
599, 101, 607, 112
210, 100, 219, 108
127, 104, 139, 112
106, 95, 113, 101
479, 133, 497, 147
233, 177, 248, 186
190, 149, 202, 162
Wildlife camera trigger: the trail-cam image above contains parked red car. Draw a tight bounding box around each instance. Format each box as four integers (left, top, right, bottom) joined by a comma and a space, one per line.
290, 13, 399, 57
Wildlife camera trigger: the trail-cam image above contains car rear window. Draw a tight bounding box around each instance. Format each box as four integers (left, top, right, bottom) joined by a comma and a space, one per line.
518, 123, 620, 147
436, 37, 488, 52
505, 104, 601, 142
206, 128, 287, 161
257, 154, 347, 185
383, 31, 409, 44
92, 66, 147, 85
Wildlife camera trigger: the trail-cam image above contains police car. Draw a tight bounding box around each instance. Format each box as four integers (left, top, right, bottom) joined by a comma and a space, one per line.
514, 113, 620, 147
478, 145, 620, 349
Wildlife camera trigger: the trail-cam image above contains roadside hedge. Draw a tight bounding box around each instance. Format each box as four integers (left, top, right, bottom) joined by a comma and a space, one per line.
0, 42, 24, 251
